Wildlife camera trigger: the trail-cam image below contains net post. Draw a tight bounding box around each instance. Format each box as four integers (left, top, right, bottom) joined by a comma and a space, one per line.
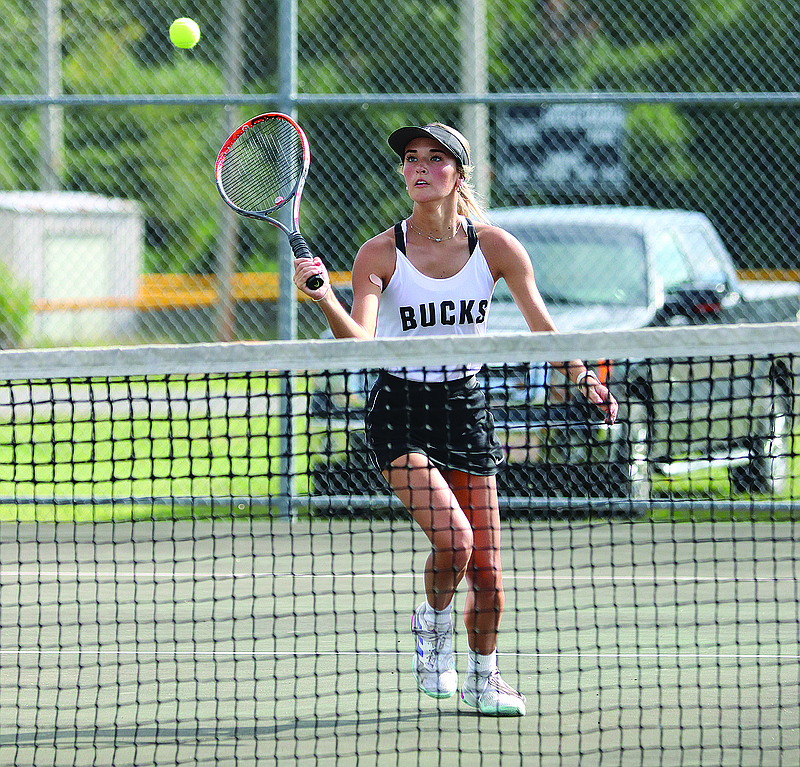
275, 203, 298, 519
275, 371, 296, 520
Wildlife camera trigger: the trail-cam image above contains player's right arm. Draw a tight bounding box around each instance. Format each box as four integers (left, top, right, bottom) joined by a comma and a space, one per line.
294, 228, 395, 340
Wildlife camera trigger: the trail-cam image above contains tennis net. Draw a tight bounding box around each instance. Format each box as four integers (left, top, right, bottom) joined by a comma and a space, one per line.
0, 323, 798, 766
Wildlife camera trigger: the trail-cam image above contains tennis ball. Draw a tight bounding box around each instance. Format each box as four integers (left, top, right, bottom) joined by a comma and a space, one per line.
169, 17, 201, 49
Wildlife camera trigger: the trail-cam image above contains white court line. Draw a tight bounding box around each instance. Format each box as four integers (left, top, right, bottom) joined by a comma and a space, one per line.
2, 570, 796, 582
1, 571, 412, 580
2, 649, 799, 659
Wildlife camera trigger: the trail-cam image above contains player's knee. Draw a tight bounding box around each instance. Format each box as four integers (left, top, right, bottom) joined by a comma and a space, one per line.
469, 553, 503, 592
433, 525, 473, 571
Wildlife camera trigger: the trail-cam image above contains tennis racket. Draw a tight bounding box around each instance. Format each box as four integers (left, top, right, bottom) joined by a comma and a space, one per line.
215, 112, 323, 290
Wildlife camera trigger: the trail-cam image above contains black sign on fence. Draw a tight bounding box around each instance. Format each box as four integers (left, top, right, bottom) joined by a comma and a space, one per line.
496, 104, 627, 195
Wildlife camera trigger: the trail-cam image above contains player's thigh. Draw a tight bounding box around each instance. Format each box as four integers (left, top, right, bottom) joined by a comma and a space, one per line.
384, 453, 472, 550
447, 470, 502, 571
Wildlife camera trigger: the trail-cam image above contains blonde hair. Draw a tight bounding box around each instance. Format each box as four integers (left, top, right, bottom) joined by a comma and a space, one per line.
456, 169, 488, 223
426, 123, 489, 223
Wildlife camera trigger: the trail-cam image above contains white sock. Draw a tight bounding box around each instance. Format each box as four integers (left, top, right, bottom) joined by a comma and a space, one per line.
467, 649, 497, 676
423, 600, 452, 632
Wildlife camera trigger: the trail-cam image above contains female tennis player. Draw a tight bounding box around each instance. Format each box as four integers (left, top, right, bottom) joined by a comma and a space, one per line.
294, 122, 618, 716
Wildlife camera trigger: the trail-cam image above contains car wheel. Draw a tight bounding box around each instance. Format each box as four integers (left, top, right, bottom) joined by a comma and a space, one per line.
729, 394, 792, 496
612, 400, 652, 501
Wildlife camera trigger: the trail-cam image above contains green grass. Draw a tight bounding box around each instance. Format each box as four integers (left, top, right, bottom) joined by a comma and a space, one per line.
0, 381, 797, 523
647, 430, 800, 522
0, 373, 314, 523
2, 502, 279, 524
649, 505, 799, 523
652, 461, 800, 499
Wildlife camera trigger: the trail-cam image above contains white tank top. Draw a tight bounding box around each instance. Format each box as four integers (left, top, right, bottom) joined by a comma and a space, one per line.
376, 218, 496, 381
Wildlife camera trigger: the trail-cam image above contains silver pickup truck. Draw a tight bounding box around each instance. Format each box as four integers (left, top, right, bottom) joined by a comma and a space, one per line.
488, 206, 799, 332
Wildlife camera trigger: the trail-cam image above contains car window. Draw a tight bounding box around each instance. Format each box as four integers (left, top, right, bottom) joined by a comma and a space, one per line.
676, 226, 730, 285
651, 230, 692, 292
493, 224, 647, 306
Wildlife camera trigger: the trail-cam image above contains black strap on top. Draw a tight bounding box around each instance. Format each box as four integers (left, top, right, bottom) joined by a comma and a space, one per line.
395, 218, 478, 255
466, 218, 477, 253
394, 222, 406, 255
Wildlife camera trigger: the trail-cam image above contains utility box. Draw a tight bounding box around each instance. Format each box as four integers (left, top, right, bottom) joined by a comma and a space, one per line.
0, 191, 144, 345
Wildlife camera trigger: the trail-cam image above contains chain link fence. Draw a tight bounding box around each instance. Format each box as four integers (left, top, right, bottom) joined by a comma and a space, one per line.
0, 0, 798, 346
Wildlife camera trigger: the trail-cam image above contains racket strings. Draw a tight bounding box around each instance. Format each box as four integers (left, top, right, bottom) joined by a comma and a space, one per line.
220, 120, 304, 214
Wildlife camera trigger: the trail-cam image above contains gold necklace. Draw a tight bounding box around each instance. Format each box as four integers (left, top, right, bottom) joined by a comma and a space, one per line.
407, 218, 457, 243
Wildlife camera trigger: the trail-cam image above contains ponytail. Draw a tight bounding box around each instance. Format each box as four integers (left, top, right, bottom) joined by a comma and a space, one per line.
456, 169, 489, 223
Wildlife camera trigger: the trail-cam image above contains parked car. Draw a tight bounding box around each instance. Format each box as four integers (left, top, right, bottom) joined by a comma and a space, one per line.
310, 206, 799, 504
487, 206, 799, 332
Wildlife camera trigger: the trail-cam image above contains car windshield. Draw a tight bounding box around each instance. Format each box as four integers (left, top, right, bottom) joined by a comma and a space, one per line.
493, 224, 648, 306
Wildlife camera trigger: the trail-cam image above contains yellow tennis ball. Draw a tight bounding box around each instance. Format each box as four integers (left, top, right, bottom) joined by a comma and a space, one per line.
169, 17, 200, 49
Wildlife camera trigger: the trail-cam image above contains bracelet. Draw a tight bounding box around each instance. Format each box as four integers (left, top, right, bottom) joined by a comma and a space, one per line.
576, 369, 598, 386
311, 286, 330, 302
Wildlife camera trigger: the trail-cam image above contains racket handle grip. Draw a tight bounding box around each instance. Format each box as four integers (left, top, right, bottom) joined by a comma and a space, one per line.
306, 274, 324, 290
289, 232, 324, 291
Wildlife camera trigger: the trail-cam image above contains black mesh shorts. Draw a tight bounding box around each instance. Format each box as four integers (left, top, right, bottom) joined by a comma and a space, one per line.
365, 371, 504, 475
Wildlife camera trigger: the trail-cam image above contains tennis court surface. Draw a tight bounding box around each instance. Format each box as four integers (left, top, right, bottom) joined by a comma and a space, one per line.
1, 326, 798, 766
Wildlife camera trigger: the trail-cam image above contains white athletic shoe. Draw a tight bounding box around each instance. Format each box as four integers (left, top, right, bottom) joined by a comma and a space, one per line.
461, 670, 527, 716
411, 602, 458, 699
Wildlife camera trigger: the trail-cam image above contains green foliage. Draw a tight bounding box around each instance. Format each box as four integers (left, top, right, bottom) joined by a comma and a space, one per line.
299, 0, 460, 92
626, 104, 696, 187
0, 0, 38, 94
62, 20, 226, 273
0, 262, 31, 348
591, 0, 696, 46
